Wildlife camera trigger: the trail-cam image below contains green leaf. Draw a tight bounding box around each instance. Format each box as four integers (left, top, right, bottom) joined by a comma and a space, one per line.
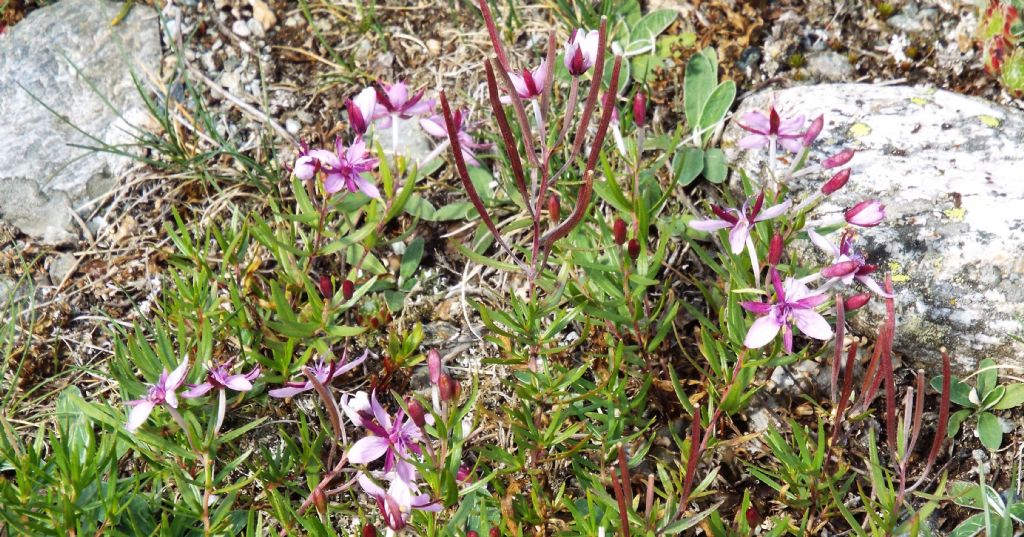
931, 375, 975, 408
977, 358, 998, 397
993, 383, 1024, 410
404, 194, 436, 219
948, 513, 985, 537
699, 81, 736, 143
703, 148, 727, 183
602, 53, 631, 95
430, 202, 474, 221
630, 9, 677, 43
673, 146, 704, 186
400, 237, 425, 281
684, 53, 715, 129
947, 408, 971, 438
468, 166, 495, 200
977, 411, 1003, 450
980, 384, 1005, 411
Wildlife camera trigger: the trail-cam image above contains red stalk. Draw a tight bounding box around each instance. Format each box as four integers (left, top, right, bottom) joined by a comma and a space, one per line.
484, 60, 531, 213
477, 0, 510, 72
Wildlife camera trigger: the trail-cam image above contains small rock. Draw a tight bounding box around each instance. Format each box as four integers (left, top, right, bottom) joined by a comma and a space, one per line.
48, 253, 77, 284
231, 19, 250, 37
374, 117, 435, 164
804, 50, 854, 81
285, 118, 300, 134
426, 39, 441, 56
250, 0, 277, 31
246, 18, 264, 38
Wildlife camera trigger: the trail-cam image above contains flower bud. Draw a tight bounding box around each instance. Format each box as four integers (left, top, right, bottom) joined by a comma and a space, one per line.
342, 279, 355, 300
844, 293, 872, 311
632, 92, 647, 128
318, 275, 333, 298
823, 148, 855, 169
613, 218, 627, 245
490, 529, 500, 537
822, 260, 861, 279
821, 168, 851, 195
457, 465, 473, 482
548, 193, 560, 224
362, 524, 378, 537
467, 532, 479, 537
845, 200, 886, 227
627, 238, 641, 260
427, 349, 442, 385
439, 373, 456, 402
407, 398, 427, 428
803, 115, 824, 146
768, 233, 783, 265
313, 487, 327, 515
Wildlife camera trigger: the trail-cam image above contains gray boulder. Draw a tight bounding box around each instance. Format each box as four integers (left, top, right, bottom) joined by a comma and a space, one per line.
0, 0, 159, 243
723, 84, 1024, 374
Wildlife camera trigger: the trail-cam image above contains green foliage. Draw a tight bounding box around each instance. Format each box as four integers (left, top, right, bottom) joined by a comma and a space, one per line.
930, 358, 1021, 450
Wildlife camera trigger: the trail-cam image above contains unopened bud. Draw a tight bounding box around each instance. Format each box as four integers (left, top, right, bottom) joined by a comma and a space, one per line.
318, 275, 333, 298
821, 168, 851, 195
548, 194, 560, 223
844, 293, 872, 311
845, 199, 885, 227
427, 349, 442, 385
439, 373, 455, 402
613, 218, 627, 245
407, 399, 427, 428
803, 115, 824, 146
490, 529, 500, 537
627, 238, 640, 260
768, 233, 783, 265
467, 532, 479, 537
342, 279, 355, 300
313, 487, 327, 515
632, 92, 647, 128
823, 148, 855, 169
362, 524, 378, 537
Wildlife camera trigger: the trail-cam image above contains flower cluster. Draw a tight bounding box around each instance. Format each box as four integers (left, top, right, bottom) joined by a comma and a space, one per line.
690, 102, 892, 354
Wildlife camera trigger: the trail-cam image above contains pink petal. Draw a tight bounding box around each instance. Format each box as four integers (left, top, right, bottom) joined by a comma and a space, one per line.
792, 309, 833, 340
166, 359, 190, 390
322, 173, 346, 194
740, 301, 772, 315
126, 400, 155, 432
347, 436, 390, 464
224, 374, 253, 392
354, 87, 377, 120
740, 111, 770, 133
358, 473, 386, 497
807, 229, 839, 257
779, 137, 805, 154
335, 350, 369, 377
753, 200, 791, 222
856, 275, 894, 298
738, 134, 768, 149
419, 116, 447, 138
268, 383, 311, 398
688, 218, 733, 232
356, 176, 381, 199
182, 383, 213, 399
370, 391, 392, 430
744, 315, 782, 349
778, 114, 806, 135
728, 220, 749, 254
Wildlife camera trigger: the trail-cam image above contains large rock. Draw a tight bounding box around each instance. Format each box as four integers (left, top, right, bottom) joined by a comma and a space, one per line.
0, 0, 159, 243
724, 84, 1024, 374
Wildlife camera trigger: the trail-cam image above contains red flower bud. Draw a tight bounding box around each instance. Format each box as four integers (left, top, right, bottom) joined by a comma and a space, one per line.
548, 193, 560, 224
845, 199, 885, 227
768, 233, 783, 265
803, 114, 824, 146
613, 218, 627, 245
632, 92, 647, 128
746, 504, 762, 527
407, 399, 427, 428
313, 487, 327, 515
823, 148, 855, 169
342, 279, 355, 300
427, 349, 442, 385
844, 293, 872, 311
490, 529, 500, 537
821, 168, 851, 195
439, 373, 456, 402
318, 275, 333, 297
363, 524, 378, 537
627, 238, 641, 260
467, 532, 479, 537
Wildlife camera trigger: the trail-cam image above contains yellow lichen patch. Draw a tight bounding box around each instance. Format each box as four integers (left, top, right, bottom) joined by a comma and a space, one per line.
910, 97, 929, 106
944, 207, 966, 220
978, 115, 1002, 128
888, 261, 911, 283
848, 123, 872, 137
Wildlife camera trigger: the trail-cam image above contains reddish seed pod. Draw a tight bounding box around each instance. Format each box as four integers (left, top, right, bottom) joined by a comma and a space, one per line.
632, 92, 647, 128
407, 399, 427, 428
362, 524, 378, 537
768, 233, 783, 265
613, 218, 627, 245
548, 193, 561, 223
845, 293, 872, 311
627, 238, 640, 260
342, 279, 355, 300
313, 487, 327, 515
803, 114, 824, 146
318, 275, 333, 297
823, 148, 855, 169
490, 528, 500, 537
439, 373, 456, 402
821, 168, 851, 195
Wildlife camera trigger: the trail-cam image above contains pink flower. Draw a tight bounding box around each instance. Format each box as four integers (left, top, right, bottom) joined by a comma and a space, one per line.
268, 351, 368, 398
844, 199, 885, 227
373, 81, 435, 128
741, 268, 832, 353
808, 230, 891, 297
563, 29, 599, 76
292, 142, 334, 181
345, 391, 426, 482
419, 109, 493, 166
347, 87, 378, 135
125, 359, 189, 432
737, 104, 806, 153
508, 60, 550, 100
688, 191, 791, 254
322, 137, 381, 198
357, 471, 441, 531
181, 362, 260, 399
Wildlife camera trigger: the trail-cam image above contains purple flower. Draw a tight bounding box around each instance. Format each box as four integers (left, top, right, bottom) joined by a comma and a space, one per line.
507, 60, 550, 100
688, 192, 791, 254
292, 143, 335, 181
737, 105, 806, 153
322, 137, 381, 199
741, 268, 832, 353
357, 471, 441, 531
373, 81, 435, 128
181, 362, 260, 399
125, 359, 189, 432
268, 351, 368, 399
420, 109, 493, 166
563, 29, 599, 76
346, 87, 378, 135
808, 230, 891, 297
844, 199, 885, 227
345, 390, 426, 482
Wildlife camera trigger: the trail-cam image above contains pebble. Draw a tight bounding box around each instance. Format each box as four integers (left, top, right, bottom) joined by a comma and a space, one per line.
231, 19, 250, 37
804, 50, 854, 81
426, 38, 441, 56
246, 17, 264, 38
285, 118, 300, 134
250, 0, 277, 31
